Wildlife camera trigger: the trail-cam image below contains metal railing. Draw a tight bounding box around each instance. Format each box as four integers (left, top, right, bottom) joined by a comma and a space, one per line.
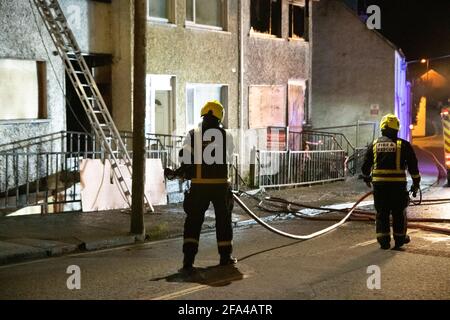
255, 150, 346, 188
0, 131, 182, 212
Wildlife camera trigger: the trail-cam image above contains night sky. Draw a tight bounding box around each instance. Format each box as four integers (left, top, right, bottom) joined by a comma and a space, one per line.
359, 0, 450, 61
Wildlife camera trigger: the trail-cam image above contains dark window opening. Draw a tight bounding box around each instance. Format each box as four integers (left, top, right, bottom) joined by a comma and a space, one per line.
289, 5, 305, 39
250, 0, 282, 37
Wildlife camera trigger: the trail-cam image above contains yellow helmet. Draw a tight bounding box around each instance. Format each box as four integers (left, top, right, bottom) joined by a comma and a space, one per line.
201, 100, 224, 122
380, 113, 400, 131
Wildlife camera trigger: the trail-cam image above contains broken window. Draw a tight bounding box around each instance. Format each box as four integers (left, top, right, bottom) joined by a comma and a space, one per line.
289, 1, 309, 40
186, 0, 225, 29
250, 0, 282, 38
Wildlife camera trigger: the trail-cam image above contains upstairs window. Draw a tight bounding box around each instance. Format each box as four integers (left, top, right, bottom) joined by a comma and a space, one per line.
149, 0, 175, 23
250, 0, 282, 38
186, 0, 226, 30
289, 2, 307, 40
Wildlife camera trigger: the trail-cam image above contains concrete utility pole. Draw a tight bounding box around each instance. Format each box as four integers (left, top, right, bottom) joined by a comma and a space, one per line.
131, 0, 147, 236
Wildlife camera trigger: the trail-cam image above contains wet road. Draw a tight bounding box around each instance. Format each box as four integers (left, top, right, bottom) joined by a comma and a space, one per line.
0, 216, 449, 300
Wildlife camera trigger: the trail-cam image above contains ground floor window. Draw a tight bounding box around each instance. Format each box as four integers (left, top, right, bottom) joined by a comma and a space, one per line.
0, 59, 46, 121
186, 84, 228, 131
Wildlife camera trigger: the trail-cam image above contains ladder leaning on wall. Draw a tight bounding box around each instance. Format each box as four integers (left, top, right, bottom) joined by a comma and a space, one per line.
31, 0, 154, 212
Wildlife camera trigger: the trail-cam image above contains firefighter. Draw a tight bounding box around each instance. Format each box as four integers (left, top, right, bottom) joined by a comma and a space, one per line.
361, 114, 421, 250
178, 100, 236, 272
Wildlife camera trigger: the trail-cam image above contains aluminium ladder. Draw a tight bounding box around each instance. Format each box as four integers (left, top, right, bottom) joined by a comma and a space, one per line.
32, 0, 154, 212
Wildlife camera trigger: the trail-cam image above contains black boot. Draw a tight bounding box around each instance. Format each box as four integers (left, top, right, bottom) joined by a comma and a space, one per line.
394, 235, 410, 249
220, 255, 237, 266
181, 254, 195, 273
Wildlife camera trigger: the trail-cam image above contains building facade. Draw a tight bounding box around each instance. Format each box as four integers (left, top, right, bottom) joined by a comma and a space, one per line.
310, 0, 411, 147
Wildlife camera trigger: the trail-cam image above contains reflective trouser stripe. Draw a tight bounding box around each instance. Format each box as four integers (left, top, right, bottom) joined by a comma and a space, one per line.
393, 233, 406, 237
217, 241, 233, 247
377, 233, 390, 238
184, 238, 199, 245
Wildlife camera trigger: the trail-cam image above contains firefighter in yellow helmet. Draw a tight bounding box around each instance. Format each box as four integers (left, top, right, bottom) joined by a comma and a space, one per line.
176, 100, 236, 272
361, 114, 421, 250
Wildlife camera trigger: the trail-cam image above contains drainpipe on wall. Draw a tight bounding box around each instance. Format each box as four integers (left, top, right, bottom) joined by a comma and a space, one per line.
238, 0, 245, 176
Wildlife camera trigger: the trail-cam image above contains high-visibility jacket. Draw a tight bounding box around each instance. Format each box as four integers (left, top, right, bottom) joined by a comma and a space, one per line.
361, 136, 421, 184
179, 124, 234, 185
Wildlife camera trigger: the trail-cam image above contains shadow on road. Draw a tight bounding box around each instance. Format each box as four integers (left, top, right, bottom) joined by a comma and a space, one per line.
150, 265, 245, 287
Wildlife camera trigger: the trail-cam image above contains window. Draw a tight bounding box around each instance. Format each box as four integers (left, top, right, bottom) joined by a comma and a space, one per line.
250, 0, 282, 37
186, 0, 226, 29
0, 59, 46, 121
186, 84, 228, 131
289, 3, 306, 39
149, 0, 174, 23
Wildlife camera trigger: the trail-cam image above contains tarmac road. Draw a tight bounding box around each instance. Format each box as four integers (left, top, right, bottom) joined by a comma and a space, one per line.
0, 213, 449, 300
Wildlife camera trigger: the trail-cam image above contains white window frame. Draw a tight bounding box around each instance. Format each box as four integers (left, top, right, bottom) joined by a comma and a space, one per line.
185, 0, 227, 31
185, 83, 228, 132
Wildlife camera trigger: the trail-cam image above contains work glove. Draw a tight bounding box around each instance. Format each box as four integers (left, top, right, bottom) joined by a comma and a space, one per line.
362, 175, 372, 188
410, 184, 420, 198
164, 168, 175, 180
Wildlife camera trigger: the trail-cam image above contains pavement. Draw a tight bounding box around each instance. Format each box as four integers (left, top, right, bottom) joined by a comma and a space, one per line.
0, 134, 446, 267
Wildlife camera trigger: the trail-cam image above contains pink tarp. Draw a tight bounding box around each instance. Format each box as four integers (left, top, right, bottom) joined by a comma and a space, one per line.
80, 159, 167, 212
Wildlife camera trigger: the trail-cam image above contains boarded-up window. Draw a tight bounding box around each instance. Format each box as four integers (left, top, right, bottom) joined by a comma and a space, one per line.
249, 85, 286, 129
0, 59, 46, 121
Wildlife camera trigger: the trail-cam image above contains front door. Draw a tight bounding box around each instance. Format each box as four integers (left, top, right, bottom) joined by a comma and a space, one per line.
146, 75, 174, 135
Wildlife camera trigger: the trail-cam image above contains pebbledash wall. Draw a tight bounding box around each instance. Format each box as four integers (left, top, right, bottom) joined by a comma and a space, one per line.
241, 0, 312, 166
0, 0, 65, 146
310, 0, 411, 147
0, 0, 116, 146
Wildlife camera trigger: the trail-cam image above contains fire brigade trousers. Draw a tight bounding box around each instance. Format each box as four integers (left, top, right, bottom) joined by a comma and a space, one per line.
183, 184, 234, 260
373, 183, 409, 246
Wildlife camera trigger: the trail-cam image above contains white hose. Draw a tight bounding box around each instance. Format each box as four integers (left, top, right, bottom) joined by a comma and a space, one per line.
233, 192, 374, 240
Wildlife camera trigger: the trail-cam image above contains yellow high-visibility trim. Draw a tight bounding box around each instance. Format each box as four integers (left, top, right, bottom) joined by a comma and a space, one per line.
411, 173, 421, 179
377, 232, 390, 237
396, 140, 402, 170
196, 164, 202, 179
373, 177, 407, 182
217, 241, 233, 247
393, 233, 406, 237
373, 169, 405, 174
373, 139, 378, 169
444, 126, 450, 137
445, 135, 450, 146
191, 178, 229, 184
184, 238, 199, 244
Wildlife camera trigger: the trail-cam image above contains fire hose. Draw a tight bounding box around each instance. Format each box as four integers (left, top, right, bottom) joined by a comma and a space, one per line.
232, 191, 375, 240
165, 168, 450, 241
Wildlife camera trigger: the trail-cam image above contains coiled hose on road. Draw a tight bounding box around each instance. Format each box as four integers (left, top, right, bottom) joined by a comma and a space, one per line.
231, 142, 450, 240
234, 190, 450, 240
